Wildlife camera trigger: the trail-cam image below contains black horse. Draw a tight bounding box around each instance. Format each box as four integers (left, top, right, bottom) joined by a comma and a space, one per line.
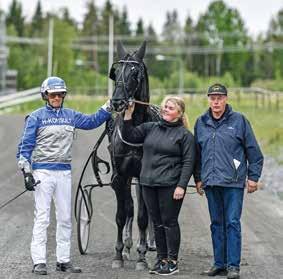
106, 41, 160, 270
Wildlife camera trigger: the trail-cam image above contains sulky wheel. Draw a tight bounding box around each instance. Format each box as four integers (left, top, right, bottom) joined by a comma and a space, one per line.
77, 190, 91, 254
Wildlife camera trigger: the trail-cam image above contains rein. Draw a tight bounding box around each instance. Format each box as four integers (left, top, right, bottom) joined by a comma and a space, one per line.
132, 99, 153, 106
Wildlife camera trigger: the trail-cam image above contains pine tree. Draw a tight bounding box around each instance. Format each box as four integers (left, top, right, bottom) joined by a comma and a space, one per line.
61, 7, 76, 28
161, 10, 182, 43
118, 6, 131, 35
82, 0, 99, 36
31, 0, 44, 35
136, 18, 144, 36
6, 0, 25, 36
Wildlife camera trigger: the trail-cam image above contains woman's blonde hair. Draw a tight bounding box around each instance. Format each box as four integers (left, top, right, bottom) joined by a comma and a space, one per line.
161, 95, 189, 129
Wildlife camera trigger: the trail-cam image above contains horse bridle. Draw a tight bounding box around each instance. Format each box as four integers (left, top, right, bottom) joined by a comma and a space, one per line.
110, 56, 145, 105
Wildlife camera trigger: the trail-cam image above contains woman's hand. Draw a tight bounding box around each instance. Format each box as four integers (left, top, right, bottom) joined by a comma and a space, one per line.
124, 102, 135, 120
173, 186, 185, 200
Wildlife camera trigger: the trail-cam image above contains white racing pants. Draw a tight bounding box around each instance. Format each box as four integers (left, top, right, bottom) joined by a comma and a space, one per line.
31, 169, 72, 264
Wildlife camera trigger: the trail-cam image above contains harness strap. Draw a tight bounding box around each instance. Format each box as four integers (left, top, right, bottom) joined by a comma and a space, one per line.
132, 99, 152, 106
117, 126, 143, 147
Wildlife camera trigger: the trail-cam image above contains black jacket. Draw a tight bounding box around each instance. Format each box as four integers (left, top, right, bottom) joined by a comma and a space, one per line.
122, 119, 195, 189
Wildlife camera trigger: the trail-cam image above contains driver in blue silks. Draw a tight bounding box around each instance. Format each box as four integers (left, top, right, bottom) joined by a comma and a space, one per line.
17, 76, 112, 275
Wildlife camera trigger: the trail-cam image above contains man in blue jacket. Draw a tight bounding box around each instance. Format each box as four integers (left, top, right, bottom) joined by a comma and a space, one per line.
194, 84, 263, 279
17, 76, 112, 275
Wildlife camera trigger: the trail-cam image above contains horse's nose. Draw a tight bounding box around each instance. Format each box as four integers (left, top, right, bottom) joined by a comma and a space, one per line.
111, 99, 124, 112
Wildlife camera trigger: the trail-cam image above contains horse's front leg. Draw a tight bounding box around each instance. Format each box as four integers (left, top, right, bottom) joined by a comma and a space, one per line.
123, 178, 134, 260
135, 182, 149, 270
111, 175, 127, 268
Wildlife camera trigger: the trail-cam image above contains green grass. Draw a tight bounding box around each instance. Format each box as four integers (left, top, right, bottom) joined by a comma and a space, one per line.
5, 93, 283, 163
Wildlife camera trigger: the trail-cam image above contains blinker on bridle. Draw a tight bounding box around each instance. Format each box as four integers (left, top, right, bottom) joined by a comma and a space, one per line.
109, 58, 144, 103
109, 59, 141, 81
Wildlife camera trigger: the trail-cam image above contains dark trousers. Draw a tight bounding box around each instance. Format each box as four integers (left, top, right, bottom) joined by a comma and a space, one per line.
142, 186, 184, 261
205, 186, 244, 269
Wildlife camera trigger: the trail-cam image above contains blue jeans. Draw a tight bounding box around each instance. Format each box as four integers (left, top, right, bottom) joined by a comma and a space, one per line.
205, 186, 244, 269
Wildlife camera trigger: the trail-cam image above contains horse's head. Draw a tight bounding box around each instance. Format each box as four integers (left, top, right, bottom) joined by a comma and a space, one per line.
109, 41, 147, 112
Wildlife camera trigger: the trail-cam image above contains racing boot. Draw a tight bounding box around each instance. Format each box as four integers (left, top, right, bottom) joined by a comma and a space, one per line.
56, 262, 82, 273
32, 263, 47, 275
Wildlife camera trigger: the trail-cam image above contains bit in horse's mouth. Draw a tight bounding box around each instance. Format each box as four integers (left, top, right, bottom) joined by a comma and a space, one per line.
111, 100, 127, 113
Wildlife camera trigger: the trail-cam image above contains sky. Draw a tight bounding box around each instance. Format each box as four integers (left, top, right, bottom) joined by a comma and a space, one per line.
1, 0, 282, 36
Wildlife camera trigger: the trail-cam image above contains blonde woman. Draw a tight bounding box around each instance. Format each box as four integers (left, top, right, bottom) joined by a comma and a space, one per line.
122, 96, 195, 276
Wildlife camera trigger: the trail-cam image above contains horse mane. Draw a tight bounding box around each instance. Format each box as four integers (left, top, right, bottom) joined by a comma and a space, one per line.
131, 61, 150, 126
139, 62, 150, 103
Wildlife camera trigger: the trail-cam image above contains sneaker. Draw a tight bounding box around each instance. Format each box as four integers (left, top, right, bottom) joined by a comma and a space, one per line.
56, 262, 82, 273
157, 260, 179, 276
149, 259, 166, 274
200, 266, 227, 276
32, 263, 47, 275
227, 267, 240, 279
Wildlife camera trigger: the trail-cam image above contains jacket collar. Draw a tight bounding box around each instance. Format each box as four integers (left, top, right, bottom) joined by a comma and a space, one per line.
202, 104, 233, 127
46, 104, 62, 114
158, 118, 183, 128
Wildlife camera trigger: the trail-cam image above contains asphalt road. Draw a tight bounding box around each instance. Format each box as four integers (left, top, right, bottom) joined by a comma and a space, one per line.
0, 115, 283, 279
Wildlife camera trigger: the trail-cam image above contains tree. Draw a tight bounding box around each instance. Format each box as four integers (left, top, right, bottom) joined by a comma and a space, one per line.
118, 6, 131, 35
30, 0, 44, 36
99, 0, 113, 35
161, 10, 182, 43
136, 18, 144, 36
146, 24, 157, 42
52, 17, 77, 80
195, 0, 250, 84
6, 0, 25, 36
80, 1, 100, 71
266, 8, 283, 78
183, 14, 195, 71
61, 7, 77, 28
81, 0, 99, 36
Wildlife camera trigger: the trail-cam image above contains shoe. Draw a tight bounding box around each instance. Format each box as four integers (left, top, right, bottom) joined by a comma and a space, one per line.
227, 267, 240, 279
149, 259, 165, 274
56, 262, 82, 273
157, 260, 179, 276
32, 263, 47, 275
201, 266, 227, 276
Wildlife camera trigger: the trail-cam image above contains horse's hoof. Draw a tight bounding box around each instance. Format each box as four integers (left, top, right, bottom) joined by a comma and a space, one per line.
112, 259, 124, 269
122, 249, 131, 260
135, 260, 148, 271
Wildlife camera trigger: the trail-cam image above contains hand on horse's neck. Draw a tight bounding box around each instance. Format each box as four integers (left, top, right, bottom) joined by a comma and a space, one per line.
124, 104, 135, 120
124, 109, 133, 120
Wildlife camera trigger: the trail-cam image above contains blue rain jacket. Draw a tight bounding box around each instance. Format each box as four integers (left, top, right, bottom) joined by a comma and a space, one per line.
194, 105, 263, 188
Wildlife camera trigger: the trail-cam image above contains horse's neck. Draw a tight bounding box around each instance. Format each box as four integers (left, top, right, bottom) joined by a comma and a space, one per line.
133, 72, 149, 125
132, 104, 149, 126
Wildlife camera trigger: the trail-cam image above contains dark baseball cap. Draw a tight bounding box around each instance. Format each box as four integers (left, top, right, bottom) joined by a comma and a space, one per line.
207, 83, 227, 96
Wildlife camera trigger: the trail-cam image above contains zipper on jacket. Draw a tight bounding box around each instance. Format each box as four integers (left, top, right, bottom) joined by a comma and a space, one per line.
212, 129, 216, 183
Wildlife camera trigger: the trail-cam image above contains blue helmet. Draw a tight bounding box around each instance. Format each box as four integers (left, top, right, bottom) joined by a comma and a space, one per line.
40, 76, 67, 101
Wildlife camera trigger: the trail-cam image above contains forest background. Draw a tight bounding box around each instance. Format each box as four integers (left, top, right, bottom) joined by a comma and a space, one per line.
1, 0, 283, 93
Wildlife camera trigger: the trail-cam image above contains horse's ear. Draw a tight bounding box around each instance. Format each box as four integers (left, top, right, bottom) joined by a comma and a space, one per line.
134, 41, 147, 61
117, 40, 127, 59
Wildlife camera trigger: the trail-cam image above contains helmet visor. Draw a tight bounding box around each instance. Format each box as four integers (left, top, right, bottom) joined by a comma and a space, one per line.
47, 91, 67, 98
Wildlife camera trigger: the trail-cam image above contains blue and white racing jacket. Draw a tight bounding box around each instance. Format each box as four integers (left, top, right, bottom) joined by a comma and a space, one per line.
17, 104, 111, 171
